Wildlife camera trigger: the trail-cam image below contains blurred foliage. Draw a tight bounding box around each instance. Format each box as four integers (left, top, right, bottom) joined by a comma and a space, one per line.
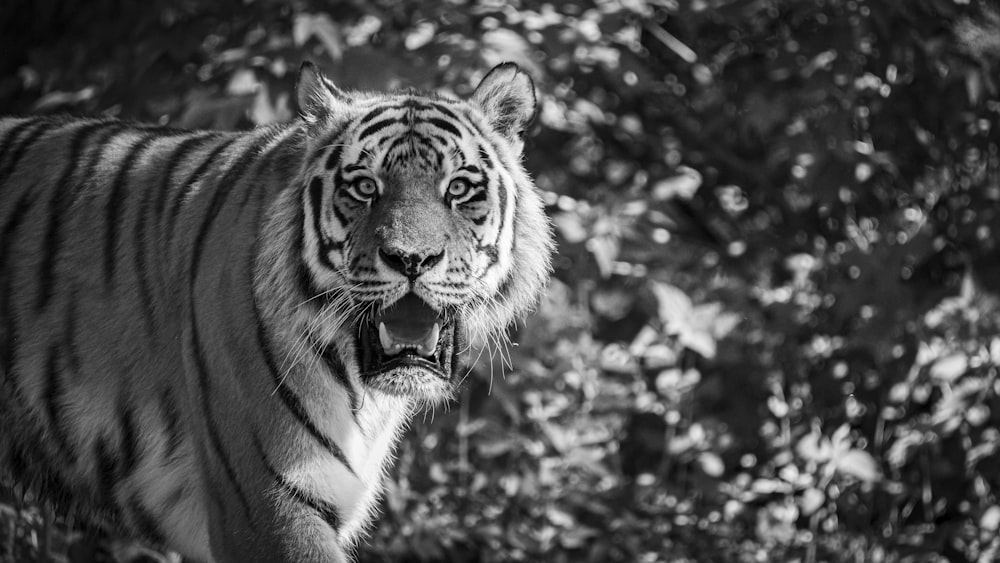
3, 0, 1000, 561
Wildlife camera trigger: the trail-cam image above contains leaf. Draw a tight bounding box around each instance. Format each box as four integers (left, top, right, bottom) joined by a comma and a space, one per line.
32, 86, 97, 111
796, 431, 832, 463
293, 13, 343, 61
650, 282, 739, 359
981, 506, 1000, 531
767, 396, 789, 418
697, 451, 725, 477
929, 353, 968, 383
600, 343, 637, 374
586, 235, 619, 278
404, 21, 437, 51
476, 438, 516, 459
553, 212, 588, 243
650, 281, 693, 328
651, 166, 702, 200
886, 430, 926, 468
429, 463, 448, 484
799, 487, 826, 516
834, 449, 880, 483
559, 525, 599, 549
545, 506, 576, 528
226, 68, 259, 95
656, 367, 700, 395
680, 329, 717, 359
750, 478, 792, 495
644, 344, 679, 370
711, 311, 743, 340
481, 28, 536, 70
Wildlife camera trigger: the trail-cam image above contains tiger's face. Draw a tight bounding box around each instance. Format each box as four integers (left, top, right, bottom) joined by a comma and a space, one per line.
296, 63, 552, 405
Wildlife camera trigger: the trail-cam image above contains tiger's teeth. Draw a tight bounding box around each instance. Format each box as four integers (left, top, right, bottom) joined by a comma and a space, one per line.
378, 322, 402, 355
416, 323, 441, 356
378, 321, 440, 357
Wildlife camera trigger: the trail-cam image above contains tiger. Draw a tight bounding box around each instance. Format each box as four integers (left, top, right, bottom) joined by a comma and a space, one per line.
0, 61, 554, 562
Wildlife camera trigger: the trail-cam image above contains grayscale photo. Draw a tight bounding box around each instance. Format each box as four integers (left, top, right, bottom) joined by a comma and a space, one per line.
1, 1, 998, 561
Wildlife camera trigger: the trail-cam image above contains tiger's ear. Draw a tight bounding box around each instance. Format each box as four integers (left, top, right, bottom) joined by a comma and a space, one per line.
471, 63, 537, 142
296, 61, 348, 123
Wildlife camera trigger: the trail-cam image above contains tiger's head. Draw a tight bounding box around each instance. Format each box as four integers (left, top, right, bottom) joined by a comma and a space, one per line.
294, 62, 553, 405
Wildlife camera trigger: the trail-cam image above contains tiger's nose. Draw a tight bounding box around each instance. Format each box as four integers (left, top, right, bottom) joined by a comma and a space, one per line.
379, 247, 444, 279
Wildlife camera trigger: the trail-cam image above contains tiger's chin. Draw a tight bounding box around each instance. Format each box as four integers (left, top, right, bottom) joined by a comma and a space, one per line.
356, 293, 466, 405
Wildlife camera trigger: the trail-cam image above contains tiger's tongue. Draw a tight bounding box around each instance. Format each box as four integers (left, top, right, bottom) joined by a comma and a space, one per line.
376, 294, 442, 357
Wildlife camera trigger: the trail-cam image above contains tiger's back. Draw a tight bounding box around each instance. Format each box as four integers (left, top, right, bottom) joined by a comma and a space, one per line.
0, 62, 553, 563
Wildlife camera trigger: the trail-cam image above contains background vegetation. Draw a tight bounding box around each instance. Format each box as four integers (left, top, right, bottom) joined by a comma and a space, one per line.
3, 0, 1000, 561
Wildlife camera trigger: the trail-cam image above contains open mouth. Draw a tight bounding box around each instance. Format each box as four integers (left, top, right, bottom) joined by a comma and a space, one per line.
357, 293, 463, 401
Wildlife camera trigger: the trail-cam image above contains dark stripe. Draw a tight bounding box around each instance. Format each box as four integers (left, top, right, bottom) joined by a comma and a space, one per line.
321, 344, 358, 413
154, 133, 216, 220
324, 145, 343, 171
153, 133, 218, 289
250, 293, 358, 476
309, 177, 340, 267
464, 189, 488, 204
382, 136, 411, 164
357, 104, 396, 127
411, 131, 444, 159
427, 102, 461, 122
293, 229, 329, 305
297, 261, 323, 304
95, 437, 119, 507
0, 118, 37, 157
277, 474, 341, 532
425, 117, 462, 138
133, 136, 167, 338
328, 199, 350, 238
0, 190, 34, 377
0, 119, 39, 178
188, 134, 269, 280
312, 127, 344, 168
358, 117, 402, 141
118, 403, 141, 478
37, 121, 121, 310
159, 388, 183, 460
167, 136, 238, 240
104, 134, 158, 290
127, 494, 165, 545
189, 310, 255, 527
252, 435, 341, 533
43, 344, 77, 461
133, 133, 166, 335
0, 118, 58, 185
237, 126, 301, 210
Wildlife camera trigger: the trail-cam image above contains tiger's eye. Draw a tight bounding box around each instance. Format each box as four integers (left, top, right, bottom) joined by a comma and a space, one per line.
447, 179, 470, 198
356, 178, 378, 198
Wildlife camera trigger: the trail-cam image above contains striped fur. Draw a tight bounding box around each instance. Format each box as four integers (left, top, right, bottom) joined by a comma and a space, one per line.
0, 63, 553, 562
